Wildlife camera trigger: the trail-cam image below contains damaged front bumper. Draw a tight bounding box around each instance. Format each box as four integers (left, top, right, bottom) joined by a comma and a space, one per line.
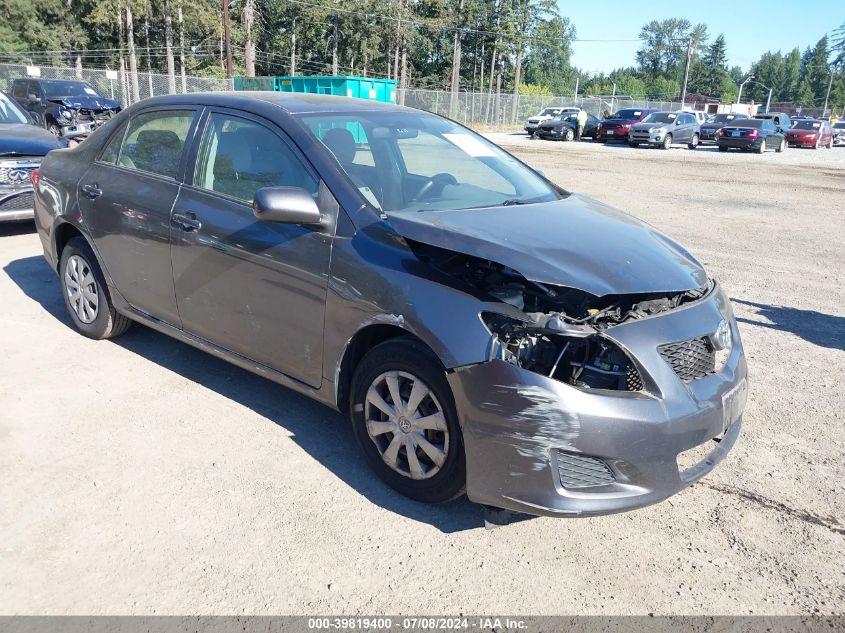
448, 283, 747, 517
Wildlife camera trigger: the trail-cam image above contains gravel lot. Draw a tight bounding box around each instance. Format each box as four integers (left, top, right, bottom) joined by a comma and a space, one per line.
1, 135, 844, 616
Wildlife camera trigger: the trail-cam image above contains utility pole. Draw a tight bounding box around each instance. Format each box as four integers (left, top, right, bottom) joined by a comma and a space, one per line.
680, 36, 693, 108
222, 0, 233, 79
823, 66, 835, 116
331, 13, 338, 76
765, 86, 772, 113
289, 15, 297, 76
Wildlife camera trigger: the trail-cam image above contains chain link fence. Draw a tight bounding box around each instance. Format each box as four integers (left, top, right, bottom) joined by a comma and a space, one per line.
401, 89, 685, 127
0, 63, 232, 106
2, 63, 694, 127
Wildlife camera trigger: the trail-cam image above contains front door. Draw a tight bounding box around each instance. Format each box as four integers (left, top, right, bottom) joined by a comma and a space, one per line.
170, 109, 333, 388
78, 107, 199, 325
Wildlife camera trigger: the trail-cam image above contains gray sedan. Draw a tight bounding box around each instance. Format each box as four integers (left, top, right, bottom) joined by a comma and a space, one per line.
32, 92, 746, 518
629, 111, 701, 149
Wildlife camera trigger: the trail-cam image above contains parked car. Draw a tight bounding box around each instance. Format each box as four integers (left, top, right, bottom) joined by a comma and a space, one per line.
524, 107, 580, 135
535, 112, 599, 141
0, 90, 67, 222
833, 121, 845, 146
33, 92, 746, 518
594, 108, 657, 142
785, 119, 834, 149
10, 78, 121, 139
629, 111, 701, 149
682, 110, 709, 125
716, 117, 786, 153
699, 112, 749, 143
752, 111, 791, 132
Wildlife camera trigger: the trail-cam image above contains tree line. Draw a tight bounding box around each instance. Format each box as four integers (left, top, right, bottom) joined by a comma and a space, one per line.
1, 1, 843, 111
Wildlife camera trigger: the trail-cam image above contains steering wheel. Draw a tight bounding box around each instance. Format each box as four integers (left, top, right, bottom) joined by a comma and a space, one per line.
411, 172, 458, 202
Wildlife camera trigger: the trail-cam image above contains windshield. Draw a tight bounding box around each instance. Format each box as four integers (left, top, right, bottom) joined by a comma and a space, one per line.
834, 122, 845, 129
793, 120, 821, 130
0, 92, 28, 124
300, 111, 561, 214
642, 112, 676, 124
732, 119, 764, 129
611, 109, 643, 119
710, 113, 742, 123
540, 108, 561, 116
42, 81, 100, 98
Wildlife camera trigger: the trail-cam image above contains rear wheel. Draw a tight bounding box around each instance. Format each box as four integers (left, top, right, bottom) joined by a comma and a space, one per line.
776, 138, 786, 153
756, 139, 765, 154
350, 338, 466, 504
59, 237, 132, 339
661, 134, 672, 150
718, 145, 728, 152
688, 133, 699, 150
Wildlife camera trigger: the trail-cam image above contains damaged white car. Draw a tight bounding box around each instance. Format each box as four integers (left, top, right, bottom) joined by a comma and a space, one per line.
33, 93, 747, 518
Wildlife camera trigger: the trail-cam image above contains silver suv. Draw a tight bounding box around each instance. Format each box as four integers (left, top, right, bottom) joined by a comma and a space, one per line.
629, 111, 701, 150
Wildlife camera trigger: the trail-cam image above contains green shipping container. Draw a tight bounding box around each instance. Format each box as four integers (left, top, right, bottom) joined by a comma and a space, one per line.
234, 75, 397, 104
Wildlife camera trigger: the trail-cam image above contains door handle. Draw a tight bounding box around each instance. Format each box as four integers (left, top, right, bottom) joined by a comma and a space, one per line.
172, 211, 202, 232
81, 183, 102, 199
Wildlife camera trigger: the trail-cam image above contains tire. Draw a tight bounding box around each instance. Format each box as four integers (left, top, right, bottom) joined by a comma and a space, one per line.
776, 138, 786, 153
813, 137, 820, 150
661, 134, 672, 150
827, 137, 833, 149
718, 145, 728, 152
628, 141, 638, 148
688, 133, 699, 150
47, 120, 61, 136
59, 236, 132, 340
350, 337, 466, 504
564, 128, 574, 142
756, 139, 765, 154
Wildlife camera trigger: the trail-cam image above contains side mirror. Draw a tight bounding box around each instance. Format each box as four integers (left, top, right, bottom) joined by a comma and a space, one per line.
253, 186, 322, 225
27, 94, 41, 104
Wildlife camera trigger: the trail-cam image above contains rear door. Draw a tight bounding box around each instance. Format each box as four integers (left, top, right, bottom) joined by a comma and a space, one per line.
78, 106, 200, 325
170, 108, 333, 388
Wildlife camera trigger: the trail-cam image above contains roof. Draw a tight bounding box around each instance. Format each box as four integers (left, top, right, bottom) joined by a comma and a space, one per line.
130, 90, 411, 115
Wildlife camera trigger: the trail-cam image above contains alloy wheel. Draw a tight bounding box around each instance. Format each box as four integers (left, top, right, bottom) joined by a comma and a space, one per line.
64, 254, 99, 324
364, 370, 449, 480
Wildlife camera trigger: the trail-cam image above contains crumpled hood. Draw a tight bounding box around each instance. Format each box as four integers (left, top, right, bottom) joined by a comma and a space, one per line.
47, 95, 120, 111
387, 194, 708, 297
0, 124, 66, 155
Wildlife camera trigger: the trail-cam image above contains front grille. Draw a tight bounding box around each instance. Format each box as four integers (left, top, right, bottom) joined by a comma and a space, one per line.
0, 192, 35, 211
555, 451, 615, 489
0, 163, 39, 186
658, 336, 716, 382
626, 365, 643, 391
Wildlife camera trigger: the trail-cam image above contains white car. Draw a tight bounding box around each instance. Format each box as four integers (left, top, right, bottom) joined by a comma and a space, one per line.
525, 107, 580, 135
679, 110, 709, 125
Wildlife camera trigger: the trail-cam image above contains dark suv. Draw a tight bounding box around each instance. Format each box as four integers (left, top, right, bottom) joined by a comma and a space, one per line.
10, 78, 121, 139
0, 90, 67, 222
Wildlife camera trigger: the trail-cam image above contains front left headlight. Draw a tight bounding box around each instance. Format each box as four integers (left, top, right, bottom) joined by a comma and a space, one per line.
59, 109, 73, 120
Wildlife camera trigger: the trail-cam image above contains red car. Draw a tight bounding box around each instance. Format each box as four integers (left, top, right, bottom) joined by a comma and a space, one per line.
595, 108, 657, 142
785, 119, 834, 149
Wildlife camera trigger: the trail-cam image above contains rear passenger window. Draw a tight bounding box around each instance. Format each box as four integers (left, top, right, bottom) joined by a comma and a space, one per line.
99, 122, 128, 164
193, 113, 318, 203
12, 81, 27, 100
118, 110, 194, 179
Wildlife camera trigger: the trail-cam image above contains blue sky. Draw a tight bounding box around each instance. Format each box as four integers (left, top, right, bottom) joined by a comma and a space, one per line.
561, 1, 842, 74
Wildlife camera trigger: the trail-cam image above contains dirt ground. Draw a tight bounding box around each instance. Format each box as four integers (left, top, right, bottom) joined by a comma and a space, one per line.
1, 136, 844, 616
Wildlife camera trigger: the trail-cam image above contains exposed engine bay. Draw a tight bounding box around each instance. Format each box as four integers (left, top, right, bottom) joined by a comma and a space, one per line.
408, 240, 711, 391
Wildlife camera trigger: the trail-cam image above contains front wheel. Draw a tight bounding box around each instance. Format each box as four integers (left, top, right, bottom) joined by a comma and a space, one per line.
564, 128, 575, 142
350, 338, 466, 504
688, 133, 699, 150
718, 145, 728, 152
661, 134, 673, 150
60, 237, 132, 339
628, 141, 638, 148
47, 120, 61, 136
